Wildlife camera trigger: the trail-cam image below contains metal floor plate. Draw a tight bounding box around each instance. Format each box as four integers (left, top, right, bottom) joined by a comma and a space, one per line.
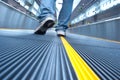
0, 30, 77, 80
0, 29, 120, 80
66, 33, 120, 80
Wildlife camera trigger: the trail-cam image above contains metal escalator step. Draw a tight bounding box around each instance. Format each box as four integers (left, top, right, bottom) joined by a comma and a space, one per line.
66, 36, 120, 80
0, 34, 77, 80
1, 30, 120, 80
60, 37, 100, 80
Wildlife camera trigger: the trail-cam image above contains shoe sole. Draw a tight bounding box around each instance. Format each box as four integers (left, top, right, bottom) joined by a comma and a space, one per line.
57, 34, 66, 37
35, 20, 55, 34
57, 32, 66, 37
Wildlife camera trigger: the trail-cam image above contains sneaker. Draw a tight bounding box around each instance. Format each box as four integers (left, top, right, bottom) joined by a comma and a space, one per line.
57, 30, 66, 36
35, 16, 55, 34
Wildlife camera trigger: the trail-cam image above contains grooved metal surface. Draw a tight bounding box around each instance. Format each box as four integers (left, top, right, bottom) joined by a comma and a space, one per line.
61, 37, 100, 80
0, 30, 77, 80
1, 30, 120, 80
66, 33, 120, 80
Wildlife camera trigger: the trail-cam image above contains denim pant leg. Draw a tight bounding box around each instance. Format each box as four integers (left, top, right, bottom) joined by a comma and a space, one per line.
56, 0, 73, 31
39, 0, 56, 20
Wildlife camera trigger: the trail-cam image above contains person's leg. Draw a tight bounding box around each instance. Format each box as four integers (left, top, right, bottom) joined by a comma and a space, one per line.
56, 0, 73, 33
39, 0, 56, 20
35, 0, 56, 34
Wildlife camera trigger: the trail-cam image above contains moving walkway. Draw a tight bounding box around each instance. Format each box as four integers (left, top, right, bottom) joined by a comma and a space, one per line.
0, 1, 120, 80
0, 29, 120, 80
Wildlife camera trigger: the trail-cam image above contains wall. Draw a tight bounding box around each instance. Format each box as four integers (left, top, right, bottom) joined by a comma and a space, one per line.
68, 17, 120, 41
71, 2, 120, 27
0, 1, 39, 29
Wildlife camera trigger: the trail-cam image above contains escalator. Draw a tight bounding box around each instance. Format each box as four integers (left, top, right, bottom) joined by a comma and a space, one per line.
0, 29, 120, 80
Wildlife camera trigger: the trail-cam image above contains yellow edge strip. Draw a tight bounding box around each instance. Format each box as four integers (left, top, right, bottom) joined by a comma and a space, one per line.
60, 37, 100, 80
0, 28, 33, 30
79, 34, 120, 44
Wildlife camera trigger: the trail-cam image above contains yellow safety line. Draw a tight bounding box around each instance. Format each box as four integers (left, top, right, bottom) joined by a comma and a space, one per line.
78, 34, 120, 44
60, 37, 100, 80
0, 28, 33, 30
80, 34, 120, 44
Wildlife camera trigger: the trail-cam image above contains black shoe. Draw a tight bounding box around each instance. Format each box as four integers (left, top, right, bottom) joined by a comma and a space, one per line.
35, 16, 55, 35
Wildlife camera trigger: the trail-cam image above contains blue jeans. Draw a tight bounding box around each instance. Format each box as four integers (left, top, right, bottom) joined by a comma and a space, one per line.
39, 0, 73, 31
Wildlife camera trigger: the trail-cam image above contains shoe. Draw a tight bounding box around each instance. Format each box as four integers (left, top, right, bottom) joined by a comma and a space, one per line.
35, 16, 55, 34
57, 30, 66, 36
